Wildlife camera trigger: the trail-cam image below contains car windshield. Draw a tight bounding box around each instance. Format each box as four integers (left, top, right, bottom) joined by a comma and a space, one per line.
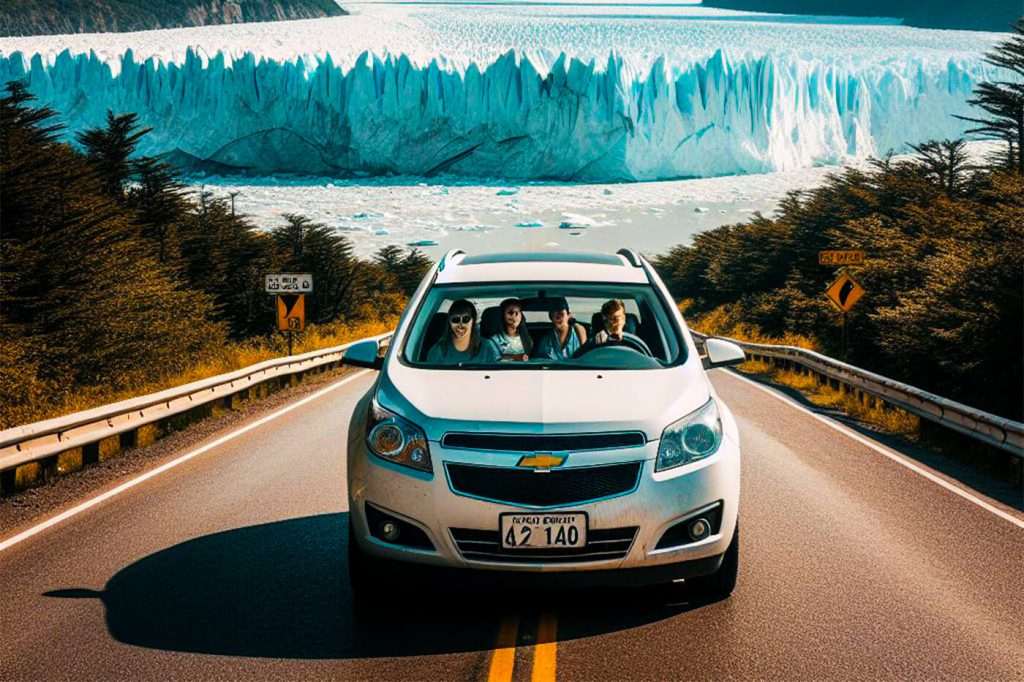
402, 283, 685, 370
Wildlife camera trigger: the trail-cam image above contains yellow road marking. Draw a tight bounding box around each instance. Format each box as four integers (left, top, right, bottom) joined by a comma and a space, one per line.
531, 613, 558, 682
487, 614, 520, 682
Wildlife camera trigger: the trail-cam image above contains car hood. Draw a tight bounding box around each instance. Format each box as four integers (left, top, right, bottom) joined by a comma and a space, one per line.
377, 360, 710, 442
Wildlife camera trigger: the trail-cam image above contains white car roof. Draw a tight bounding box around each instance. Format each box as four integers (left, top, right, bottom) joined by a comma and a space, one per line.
433, 251, 650, 285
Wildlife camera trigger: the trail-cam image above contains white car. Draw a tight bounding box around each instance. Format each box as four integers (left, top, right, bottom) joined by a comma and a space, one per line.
342, 249, 744, 599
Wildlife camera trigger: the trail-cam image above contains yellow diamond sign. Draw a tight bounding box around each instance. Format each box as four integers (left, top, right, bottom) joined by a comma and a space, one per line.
826, 270, 865, 312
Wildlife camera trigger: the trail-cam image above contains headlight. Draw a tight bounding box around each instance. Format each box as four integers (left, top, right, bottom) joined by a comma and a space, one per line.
656, 398, 723, 471
366, 399, 432, 473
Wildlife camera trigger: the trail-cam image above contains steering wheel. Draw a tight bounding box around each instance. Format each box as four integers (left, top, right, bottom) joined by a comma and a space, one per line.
572, 335, 652, 359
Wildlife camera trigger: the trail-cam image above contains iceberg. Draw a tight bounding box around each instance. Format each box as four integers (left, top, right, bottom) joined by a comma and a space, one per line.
0, 46, 994, 181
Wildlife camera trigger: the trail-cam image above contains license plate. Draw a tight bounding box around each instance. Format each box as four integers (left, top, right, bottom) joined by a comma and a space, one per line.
500, 512, 588, 549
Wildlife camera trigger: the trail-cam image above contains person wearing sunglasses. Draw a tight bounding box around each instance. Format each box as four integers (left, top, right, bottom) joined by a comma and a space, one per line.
427, 299, 499, 365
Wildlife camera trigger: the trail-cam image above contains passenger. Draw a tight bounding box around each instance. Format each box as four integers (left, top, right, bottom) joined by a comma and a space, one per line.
582, 299, 652, 355
488, 298, 533, 361
427, 299, 499, 365
534, 297, 587, 360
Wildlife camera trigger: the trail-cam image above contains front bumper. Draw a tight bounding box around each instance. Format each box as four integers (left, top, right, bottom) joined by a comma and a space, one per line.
348, 436, 740, 580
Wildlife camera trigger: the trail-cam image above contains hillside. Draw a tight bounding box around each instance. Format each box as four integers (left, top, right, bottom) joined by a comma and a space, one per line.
0, 0, 346, 37
701, 0, 1019, 32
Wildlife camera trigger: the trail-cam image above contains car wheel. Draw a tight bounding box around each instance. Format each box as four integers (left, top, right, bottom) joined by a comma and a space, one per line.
687, 521, 739, 602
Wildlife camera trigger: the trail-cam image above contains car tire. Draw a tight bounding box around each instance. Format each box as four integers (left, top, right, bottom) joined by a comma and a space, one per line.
687, 521, 739, 602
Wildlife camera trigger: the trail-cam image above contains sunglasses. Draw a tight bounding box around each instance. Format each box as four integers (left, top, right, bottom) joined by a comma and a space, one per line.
449, 314, 473, 324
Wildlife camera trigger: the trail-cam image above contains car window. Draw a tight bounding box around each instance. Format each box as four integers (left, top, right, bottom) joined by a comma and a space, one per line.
401, 283, 684, 370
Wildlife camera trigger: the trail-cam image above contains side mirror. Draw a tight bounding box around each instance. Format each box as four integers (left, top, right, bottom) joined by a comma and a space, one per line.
703, 338, 745, 369
343, 339, 384, 370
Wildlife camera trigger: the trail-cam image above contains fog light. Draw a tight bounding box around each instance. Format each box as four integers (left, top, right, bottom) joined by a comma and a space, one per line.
380, 521, 400, 542
688, 517, 711, 541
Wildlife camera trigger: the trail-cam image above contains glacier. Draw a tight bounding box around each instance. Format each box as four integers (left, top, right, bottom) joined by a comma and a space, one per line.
0, 1, 1004, 182
0, 46, 992, 181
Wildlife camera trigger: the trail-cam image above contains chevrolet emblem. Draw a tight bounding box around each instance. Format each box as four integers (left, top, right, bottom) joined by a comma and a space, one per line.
517, 453, 567, 469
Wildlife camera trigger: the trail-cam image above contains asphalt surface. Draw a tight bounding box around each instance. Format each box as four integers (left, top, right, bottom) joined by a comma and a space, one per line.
1, 369, 1022, 681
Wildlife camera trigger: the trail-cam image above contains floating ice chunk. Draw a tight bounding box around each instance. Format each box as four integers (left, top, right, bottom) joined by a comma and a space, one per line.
603, 189, 613, 196
515, 220, 544, 228
375, 228, 390, 235
437, 187, 449, 195
694, 207, 710, 213
559, 213, 596, 229
496, 187, 519, 196
407, 239, 439, 246
543, 242, 559, 247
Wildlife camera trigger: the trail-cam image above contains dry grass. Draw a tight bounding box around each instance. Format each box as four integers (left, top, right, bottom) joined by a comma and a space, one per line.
691, 304, 918, 438
738, 363, 920, 437
11, 317, 397, 428
692, 306, 820, 351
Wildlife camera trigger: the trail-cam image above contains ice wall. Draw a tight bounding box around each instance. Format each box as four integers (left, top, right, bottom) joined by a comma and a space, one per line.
0, 48, 987, 180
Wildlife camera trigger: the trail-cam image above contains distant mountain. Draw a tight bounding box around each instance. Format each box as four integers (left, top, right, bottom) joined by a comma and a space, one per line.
701, 0, 1021, 32
0, 0, 346, 37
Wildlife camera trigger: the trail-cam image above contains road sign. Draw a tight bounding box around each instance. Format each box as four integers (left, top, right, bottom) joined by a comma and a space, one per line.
277, 294, 306, 332
819, 250, 865, 266
265, 273, 313, 294
826, 270, 865, 312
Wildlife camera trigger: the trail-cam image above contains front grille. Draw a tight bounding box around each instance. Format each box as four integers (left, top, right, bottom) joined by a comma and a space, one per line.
441, 432, 646, 452
450, 526, 638, 564
445, 462, 642, 507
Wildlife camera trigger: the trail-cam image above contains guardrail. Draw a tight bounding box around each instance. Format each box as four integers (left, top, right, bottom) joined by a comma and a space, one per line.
3, 329, 1019, 496
691, 331, 1024, 459
0, 332, 392, 496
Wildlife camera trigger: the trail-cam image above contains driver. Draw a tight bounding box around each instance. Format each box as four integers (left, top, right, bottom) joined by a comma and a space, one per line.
534, 297, 587, 360
577, 299, 652, 356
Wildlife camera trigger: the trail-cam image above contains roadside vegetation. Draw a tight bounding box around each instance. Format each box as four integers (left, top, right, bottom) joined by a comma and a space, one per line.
654, 23, 1024, 421
0, 82, 429, 429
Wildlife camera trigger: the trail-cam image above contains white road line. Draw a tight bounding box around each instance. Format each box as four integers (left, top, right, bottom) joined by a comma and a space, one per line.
0, 370, 372, 554
721, 369, 1024, 529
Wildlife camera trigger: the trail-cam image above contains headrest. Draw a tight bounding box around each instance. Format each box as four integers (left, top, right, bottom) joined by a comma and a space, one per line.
480, 306, 502, 337
420, 311, 449, 361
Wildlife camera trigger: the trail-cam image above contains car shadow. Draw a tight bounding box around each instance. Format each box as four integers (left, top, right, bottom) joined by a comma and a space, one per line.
44, 513, 708, 659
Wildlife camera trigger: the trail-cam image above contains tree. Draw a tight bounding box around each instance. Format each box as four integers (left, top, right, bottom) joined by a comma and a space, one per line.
955, 19, 1024, 173
271, 214, 358, 323
1, 83, 225, 424
128, 156, 190, 262
76, 110, 152, 202
909, 139, 973, 199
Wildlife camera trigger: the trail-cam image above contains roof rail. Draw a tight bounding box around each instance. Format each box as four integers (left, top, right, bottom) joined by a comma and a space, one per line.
617, 248, 642, 267
439, 249, 466, 272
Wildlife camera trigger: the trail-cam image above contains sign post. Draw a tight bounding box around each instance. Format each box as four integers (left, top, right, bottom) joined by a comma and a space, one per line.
266, 274, 313, 356
824, 268, 865, 359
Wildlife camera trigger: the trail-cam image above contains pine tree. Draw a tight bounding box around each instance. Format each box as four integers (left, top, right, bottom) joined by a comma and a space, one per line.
76, 110, 152, 202
271, 214, 358, 324
955, 19, 1024, 173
